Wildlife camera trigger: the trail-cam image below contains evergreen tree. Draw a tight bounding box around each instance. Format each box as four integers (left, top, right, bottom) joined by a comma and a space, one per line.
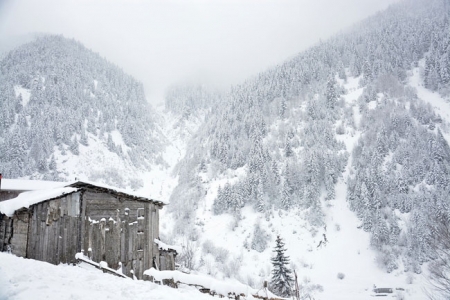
326, 75, 338, 110
270, 235, 293, 297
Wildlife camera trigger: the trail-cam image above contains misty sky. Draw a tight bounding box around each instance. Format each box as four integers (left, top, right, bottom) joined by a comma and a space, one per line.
0, 0, 400, 105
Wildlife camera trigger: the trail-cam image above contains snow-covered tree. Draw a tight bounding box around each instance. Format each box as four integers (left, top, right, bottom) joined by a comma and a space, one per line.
270, 235, 293, 297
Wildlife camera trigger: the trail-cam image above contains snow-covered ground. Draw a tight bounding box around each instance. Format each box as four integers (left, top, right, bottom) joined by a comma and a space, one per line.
0, 253, 214, 300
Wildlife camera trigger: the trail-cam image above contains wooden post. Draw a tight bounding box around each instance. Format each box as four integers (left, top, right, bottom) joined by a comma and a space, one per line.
294, 270, 300, 300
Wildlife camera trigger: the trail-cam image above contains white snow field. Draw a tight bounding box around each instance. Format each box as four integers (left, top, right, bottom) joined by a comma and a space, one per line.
0, 252, 215, 300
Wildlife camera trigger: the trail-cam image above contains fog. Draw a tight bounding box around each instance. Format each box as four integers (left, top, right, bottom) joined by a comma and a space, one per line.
0, 0, 400, 104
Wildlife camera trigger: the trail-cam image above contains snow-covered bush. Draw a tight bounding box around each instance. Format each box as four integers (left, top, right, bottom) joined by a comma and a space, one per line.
251, 222, 269, 253
335, 223, 341, 231
337, 272, 345, 280
177, 240, 196, 271
222, 258, 241, 278
202, 239, 229, 264
202, 240, 215, 255
215, 247, 229, 264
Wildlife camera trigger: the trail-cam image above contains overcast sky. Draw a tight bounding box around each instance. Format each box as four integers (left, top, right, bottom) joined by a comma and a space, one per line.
0, 0, 400, 105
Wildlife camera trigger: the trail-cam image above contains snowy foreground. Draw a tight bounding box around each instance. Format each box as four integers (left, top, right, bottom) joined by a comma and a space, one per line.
0, 249, 430, 300
0, 252, 214, 300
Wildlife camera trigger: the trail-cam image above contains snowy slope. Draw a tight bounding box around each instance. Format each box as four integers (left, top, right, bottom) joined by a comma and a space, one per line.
137, 107, 206, 202
155, 76, 431, 299
0, 72, 438, 300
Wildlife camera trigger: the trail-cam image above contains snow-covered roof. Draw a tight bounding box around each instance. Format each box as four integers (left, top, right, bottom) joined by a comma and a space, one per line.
65, 180, 166, 205
0, 179, 165, 216
0, 179, 66, 191
0, 187, 78, 216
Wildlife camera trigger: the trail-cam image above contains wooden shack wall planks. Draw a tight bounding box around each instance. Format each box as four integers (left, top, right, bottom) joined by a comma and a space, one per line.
81, 191, 163, 279
7, 209, 30, 257
159, 250, 176, 271
0, 184, 168, 280
27, 193, 81, 265
0, 215, 10, 251
0, 210, 29, 256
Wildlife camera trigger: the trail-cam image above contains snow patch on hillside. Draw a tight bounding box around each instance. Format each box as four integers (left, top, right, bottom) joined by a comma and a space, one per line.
53, 133, 142, 189
14, 85, 31, 106
110, 130, 130, 154
139, 109, 205, 202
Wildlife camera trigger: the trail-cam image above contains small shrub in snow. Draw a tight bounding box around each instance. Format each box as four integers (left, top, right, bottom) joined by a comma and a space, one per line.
188, 227, 199, 241
337, 272, 345, 280
202, 240, 215, 254
204, 257, 215, 276
201, 239, 229, 263
335, 223, 341, 231
223, 258, 241, 278
229, 219, 238, 231
246, 275, 255, 288
375, 249, 398, 273
336, 123, 345, 135
406, 272, 414, 284
395, 291, 405, 300
243, 239, 250, 250
129, 177, 143, 190
177, 240, 196, 270
251, 222, 269, 253
215, 247, 229, 264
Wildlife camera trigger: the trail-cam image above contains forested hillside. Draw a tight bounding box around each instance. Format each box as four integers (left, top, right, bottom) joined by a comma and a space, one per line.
169, 0, 450, 274
0, 35, 165, 185
1, 0, 450, 289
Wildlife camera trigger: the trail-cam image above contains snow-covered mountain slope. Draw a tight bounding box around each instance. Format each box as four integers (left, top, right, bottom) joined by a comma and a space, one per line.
0, 35, 165, 187
158, 1, 450, 289
138, 107, 206, 202
157, 75, 433, 299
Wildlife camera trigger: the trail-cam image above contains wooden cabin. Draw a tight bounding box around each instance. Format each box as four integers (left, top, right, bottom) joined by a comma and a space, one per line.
0, 180, 177, 279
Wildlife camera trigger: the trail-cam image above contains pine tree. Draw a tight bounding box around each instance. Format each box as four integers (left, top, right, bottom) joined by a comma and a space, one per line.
326, 76, 338, 110
270, 235, 293, 297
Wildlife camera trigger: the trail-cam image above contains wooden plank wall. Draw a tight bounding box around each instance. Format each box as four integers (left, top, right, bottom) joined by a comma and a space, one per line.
0, 215, 9, 251
27, 193, 80, 265
159, 251, 176, 271
0, 189, 164, 280
82, 191, 162, 279
0, 209, 30, 256
9, 209, 29, 257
